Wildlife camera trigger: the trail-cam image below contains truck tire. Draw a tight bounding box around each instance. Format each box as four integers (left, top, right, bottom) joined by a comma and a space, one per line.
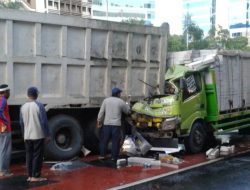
84, 119, 100, 153
239, 127, 250, 135
185, 122, 207, 153
45, 115, 83, 160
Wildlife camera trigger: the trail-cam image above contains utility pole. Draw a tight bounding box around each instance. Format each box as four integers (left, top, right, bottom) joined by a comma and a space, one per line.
185, 3, 190, 50
246, 0, 249, 37
45, 0, 48, 13
106, 0, 108, 21
211, 0, 216, 36
186, 25, 189, 50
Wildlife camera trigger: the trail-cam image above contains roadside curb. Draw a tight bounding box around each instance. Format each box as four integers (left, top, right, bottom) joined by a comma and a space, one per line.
108, 149, 250, 190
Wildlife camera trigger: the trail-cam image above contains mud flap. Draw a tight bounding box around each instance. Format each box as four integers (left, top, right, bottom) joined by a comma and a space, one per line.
149, 138, 179, 148
149, 138, 183, 154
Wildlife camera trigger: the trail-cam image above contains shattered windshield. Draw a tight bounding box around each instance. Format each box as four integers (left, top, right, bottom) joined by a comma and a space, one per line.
164, 81, 176, 95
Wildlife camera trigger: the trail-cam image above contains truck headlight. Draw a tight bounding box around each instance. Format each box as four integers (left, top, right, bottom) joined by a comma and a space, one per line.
161, 117, 179, 131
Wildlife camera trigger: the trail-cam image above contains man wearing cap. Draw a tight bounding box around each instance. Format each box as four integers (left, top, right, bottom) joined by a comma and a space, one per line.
97, 87, 130, 161
20, 87, 50, 182
0, 84, 12, 177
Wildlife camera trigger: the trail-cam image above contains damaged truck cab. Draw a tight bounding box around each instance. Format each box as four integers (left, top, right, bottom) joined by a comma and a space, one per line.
132, 64, 210, 153
132, 52, 250, 153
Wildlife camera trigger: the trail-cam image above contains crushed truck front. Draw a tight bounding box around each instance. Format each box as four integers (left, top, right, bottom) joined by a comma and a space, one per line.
131, 59, 212, 153
131, 64, 199, 138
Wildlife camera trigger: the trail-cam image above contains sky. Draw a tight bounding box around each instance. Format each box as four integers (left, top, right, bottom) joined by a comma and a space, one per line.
154, 0, 232, 36
154, 0, 183, 35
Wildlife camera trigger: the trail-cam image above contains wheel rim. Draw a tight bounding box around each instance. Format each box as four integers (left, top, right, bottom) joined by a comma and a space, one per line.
194, 129, 204, 146
55, 126, 72, 151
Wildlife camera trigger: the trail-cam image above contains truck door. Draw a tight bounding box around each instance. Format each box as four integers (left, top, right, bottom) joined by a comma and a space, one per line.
180, 72, 205, 131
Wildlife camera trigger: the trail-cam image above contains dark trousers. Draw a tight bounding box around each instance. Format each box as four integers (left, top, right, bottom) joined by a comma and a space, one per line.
25, 139, 44, 178
99, 125, 121, 160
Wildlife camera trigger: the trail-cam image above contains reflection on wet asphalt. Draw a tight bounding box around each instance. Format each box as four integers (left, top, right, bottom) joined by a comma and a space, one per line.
122, 152, 250, 190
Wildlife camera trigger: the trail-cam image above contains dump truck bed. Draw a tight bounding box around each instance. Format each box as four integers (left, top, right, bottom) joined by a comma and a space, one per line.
0, 9, 168, 107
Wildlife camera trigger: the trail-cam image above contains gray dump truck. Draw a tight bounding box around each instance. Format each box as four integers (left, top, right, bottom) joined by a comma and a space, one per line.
0, 9, 168, 160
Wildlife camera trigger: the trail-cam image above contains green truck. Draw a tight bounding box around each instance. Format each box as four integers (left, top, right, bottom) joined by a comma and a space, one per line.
131, 51, 250, 153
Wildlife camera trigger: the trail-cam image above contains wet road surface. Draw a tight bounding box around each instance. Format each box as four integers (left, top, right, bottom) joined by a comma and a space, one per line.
122, 151, 250, 190
2, 135, 250, 190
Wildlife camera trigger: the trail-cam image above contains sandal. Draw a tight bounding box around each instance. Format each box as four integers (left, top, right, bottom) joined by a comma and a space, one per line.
98, 156, 106, 160
4, 173, 13, 177
0, 172, 13, 177
27, 177, 31, 182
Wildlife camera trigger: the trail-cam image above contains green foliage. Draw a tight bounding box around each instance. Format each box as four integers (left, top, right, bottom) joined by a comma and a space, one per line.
183, 14, 204, 49
0, 2, 22, 9
187, 23, 204, 41
244, 46, 250, 51
215, 26, 230, 49
226, 36, 248, 50
121, 18, 145, 25
202, 26, 229, 49
168, 35, 186, 52
208, 27, 216, 38
188, 39, 209, 50
170, 21, 250, 51
204, 36, 216, 49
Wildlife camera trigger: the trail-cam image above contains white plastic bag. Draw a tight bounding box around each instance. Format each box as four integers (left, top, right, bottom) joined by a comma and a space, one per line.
132, 130, 152, 155
122, 135, 140, 156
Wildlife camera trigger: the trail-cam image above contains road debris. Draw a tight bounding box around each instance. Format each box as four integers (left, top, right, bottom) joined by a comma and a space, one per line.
206, 146, 220, 159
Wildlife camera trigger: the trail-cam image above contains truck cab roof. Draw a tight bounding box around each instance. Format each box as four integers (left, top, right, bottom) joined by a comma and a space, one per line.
165, 65, 190, 80
165, 54, 217, 81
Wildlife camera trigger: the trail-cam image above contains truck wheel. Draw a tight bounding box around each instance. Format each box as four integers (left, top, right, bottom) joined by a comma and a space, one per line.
206, 132, 217, 148
84, 119, 100, 153
45, 115, 83, 160
239, 128, 250, 135
185, 122, 207, 153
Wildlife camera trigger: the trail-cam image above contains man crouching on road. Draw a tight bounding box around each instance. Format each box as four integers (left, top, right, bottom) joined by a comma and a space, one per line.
20, 87, 50, 182
97, 87, 130, 162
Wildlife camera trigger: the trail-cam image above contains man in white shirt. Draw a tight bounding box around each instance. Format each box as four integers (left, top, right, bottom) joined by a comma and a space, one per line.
20, 87, 50, 182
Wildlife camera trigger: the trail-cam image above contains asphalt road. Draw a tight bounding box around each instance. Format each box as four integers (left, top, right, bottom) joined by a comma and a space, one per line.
122, 151, 250, 190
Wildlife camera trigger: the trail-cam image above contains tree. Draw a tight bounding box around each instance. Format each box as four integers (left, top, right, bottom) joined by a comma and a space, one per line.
183, 13, 205, 50
0, 2, 22, 9
206, 28, 217, 49
183, 23, 206, 50
187, 23, 204, 41
121, 18, 145, 25
216, 26, 230, 49
226, 36, 248, 50
208, 27, 216, 39
188, 39, 209, 50
168, 35, 186, 52
170, 22, 249, 52
205, 26, 231, 49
